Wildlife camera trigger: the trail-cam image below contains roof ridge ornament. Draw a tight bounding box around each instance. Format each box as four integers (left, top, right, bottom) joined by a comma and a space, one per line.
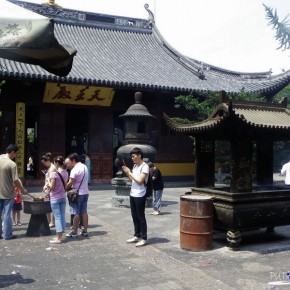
197, 62, 205, 79
42, 0, 61, 7
144, 4, 155, 25
219, 90, 229, 104
135, 91, 142, 104
279, 96, 288, 107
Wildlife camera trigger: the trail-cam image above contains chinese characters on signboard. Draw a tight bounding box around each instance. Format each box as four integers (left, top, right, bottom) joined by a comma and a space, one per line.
15, 102, 25, 178
43, 83, 115, 106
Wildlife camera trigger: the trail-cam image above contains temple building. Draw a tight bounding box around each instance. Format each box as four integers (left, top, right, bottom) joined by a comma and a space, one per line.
1, 0, 290, 184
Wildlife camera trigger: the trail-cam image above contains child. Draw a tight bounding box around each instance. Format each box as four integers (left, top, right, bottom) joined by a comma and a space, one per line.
12, 187, 22, 226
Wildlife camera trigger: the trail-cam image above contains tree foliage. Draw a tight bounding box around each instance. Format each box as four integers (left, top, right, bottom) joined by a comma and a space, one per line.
0, 80, 5, 94
264, 4, 290, 50
174, 4, 290, 122
174, 90, 265, 122
263, 4, 290, 107
273, 85, 290, 109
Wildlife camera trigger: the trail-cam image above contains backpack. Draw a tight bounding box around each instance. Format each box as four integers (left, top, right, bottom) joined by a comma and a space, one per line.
138, 163, 153, 198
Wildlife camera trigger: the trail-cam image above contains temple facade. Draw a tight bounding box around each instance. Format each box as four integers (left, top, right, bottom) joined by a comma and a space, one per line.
1, 0, 290, 184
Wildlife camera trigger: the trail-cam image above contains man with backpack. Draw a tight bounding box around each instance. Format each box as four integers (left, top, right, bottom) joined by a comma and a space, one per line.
122, 147, 149, 247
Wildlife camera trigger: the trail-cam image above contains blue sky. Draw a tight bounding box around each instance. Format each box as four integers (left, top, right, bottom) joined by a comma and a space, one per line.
22, 0, 290, 75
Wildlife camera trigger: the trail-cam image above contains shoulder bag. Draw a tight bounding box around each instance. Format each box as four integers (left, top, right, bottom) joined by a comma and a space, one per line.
67, 168, 85, 203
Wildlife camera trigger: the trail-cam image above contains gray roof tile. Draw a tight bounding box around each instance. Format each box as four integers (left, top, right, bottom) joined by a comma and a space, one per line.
2, 0, 290, 95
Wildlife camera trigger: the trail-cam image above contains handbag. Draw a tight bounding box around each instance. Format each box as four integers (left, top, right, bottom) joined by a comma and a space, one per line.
67, 188, 78, 203
66, 168, 85, 203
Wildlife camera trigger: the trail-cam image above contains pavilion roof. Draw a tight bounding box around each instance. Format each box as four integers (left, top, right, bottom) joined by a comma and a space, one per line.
2, 0, 290, 95
164, 99, 290, 138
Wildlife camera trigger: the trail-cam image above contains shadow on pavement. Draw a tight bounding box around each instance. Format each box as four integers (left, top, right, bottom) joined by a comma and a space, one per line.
88, 224, 101, 229
161, 201, 178, 207
90, 230, 107, 237
0, 273, 34, 288
148, 237, 170, 245
212, 228, 290, 253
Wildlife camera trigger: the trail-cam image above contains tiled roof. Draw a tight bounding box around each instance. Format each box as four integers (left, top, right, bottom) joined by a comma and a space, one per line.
2, 0, 290, 94
164, 101, 290, 135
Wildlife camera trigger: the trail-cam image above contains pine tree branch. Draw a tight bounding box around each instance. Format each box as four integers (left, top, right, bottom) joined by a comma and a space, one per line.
263, 4, 290, 50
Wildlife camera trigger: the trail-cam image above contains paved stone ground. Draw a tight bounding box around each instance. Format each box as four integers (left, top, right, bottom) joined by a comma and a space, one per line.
1, 186, 290, 289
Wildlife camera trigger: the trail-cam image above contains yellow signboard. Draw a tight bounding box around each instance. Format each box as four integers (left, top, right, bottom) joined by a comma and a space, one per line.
43, 83, 115, 106
15, 102, 25, 178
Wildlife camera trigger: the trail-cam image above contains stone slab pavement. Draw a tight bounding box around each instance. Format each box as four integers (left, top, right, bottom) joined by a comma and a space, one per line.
1, 185, 290, 289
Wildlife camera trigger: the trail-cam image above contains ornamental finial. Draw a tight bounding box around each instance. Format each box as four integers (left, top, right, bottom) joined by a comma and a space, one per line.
42, 0, 62, 7
144, 4, 155, 25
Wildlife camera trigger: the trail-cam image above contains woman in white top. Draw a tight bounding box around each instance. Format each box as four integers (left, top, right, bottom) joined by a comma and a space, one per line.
122, 147, 149, 247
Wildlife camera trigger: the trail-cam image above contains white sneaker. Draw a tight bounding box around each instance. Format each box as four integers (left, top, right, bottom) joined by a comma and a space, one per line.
127, 236, 139, 243
136, 239, 147, 247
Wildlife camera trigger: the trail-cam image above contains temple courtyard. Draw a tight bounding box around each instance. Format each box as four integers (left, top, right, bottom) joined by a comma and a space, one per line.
1, 185, 290, 289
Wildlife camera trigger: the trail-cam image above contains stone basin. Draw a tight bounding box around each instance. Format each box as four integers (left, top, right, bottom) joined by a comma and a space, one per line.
23, 200, 52, 214
23, 199, 52, 237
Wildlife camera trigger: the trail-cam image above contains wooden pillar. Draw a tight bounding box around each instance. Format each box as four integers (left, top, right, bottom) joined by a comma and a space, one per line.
89, 108, 113, 182
256, 139, 273, 185
38, 106, 65, 178
230, 139, 252, 192
195, 138, 215, 187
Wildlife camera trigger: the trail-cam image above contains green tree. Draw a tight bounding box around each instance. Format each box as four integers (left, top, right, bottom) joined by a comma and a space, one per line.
174, 90, 264, 122
273, 85, 290, 108
0, 80, 5, 94
263, 5, 290, 110
264, 4, 290, 50
173, 90, 265, 171
27, 128, 35, 143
